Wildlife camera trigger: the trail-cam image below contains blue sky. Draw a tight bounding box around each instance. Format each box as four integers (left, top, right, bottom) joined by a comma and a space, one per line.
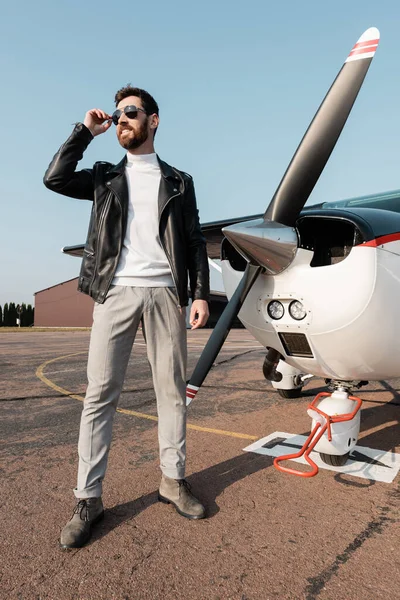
1, 0, 400, 306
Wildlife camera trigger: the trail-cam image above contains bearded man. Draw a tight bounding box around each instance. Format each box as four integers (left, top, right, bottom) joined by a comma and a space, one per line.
44, 86, 210, 549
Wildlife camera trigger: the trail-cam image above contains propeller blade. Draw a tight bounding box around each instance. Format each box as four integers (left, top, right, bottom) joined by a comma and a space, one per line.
264, 27, 380, 227
187, 28, 380, 406
186, 263, 263, 405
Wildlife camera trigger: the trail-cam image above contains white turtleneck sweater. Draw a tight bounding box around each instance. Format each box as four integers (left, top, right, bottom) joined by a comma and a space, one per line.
112, 152, 174, 287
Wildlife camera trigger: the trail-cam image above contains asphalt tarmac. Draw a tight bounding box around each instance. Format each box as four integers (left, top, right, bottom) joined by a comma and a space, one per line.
0, 330, 399, 600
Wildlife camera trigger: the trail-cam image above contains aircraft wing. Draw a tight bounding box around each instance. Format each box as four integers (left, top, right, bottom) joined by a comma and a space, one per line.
62, 213, 264, 259
62, 244, 86, 257
199, 214, 262, 258
62, 189, 400, 259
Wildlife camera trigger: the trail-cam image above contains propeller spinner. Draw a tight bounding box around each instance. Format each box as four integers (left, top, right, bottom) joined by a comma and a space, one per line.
186, 27, 380, 405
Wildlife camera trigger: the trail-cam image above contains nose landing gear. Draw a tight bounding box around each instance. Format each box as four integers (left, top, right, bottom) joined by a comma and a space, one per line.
274, 383, 363, 477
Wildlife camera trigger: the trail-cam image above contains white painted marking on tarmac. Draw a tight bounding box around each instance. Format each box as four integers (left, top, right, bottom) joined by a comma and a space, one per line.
243, 432, 400, 483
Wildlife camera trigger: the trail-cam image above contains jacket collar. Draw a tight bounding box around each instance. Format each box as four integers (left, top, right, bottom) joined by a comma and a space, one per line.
106, 155, 180, 181
105, 154, 181, 218
157, 156, 181, 182
105, 157, 128, 207
106, 156, 127, 177
156, 157, 182, 216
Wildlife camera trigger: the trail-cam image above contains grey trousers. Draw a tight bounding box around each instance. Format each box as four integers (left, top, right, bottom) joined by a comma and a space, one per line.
74, 286, 187, 499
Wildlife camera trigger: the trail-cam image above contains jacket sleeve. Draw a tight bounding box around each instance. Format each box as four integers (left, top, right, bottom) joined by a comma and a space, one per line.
183, 177, 210, 303
43, 123, 95, 200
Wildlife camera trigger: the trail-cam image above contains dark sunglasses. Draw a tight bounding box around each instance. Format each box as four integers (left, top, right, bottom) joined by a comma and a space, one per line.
112, 105, 147, 125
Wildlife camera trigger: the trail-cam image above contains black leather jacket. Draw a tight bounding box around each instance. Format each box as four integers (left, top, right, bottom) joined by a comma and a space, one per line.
43, 123, 209, 307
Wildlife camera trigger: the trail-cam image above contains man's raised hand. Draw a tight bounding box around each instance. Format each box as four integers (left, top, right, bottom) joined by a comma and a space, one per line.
83, 109, 112, 137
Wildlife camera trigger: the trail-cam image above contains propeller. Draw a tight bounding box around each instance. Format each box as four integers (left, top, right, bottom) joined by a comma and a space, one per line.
186, 28, 380, 406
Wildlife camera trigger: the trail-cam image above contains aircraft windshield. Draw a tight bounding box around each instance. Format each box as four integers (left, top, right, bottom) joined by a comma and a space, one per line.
321, 189, 400, 214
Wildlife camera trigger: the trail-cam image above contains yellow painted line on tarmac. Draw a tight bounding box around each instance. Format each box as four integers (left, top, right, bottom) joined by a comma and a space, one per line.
182, 423, 257, 440
35, 352, 258, 441
36, 352, 87, 402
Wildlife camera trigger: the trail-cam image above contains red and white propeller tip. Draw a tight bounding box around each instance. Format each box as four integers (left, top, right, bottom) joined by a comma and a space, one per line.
346, 27, 380, 63
186, 384, 199, 406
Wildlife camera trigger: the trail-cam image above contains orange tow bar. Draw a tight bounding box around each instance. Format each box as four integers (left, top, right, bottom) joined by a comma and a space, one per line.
273, 392, 362, 477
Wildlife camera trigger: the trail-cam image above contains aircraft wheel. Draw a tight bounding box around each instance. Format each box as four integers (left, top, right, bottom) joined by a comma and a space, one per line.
277, 388, 303, 399
320, 452, 350, 467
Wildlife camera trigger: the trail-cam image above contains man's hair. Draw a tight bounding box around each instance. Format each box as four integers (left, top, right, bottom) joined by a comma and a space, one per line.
114, 85, 159, 116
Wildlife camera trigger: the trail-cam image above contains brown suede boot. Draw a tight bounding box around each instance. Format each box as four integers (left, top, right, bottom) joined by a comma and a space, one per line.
158, 475, 205, 520
60, 498, 104, 549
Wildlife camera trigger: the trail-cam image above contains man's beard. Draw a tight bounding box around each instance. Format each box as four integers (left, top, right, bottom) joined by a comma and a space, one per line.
118, 117, 149, 150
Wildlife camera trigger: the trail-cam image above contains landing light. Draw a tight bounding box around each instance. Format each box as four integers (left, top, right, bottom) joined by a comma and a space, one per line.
267, 301, 284, 320
289, 300, 306, 320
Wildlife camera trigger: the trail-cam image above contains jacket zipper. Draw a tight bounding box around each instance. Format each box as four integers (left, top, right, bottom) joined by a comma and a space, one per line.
89, 193, 112, 294
102, 185, 125, 299
159, 191, 181, 308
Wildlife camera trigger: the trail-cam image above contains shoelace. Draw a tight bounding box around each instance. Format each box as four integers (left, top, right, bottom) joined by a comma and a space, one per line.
73, 499, 90, 522
179, 480, 192, 494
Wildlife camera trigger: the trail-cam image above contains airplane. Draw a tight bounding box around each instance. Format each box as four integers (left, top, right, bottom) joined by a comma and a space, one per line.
184, 26, 400, 477
64, 27, 396, 477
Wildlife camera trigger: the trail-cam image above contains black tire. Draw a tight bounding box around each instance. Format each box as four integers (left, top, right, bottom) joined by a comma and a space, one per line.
320, 452, 350, 467
277, 388, 303, 399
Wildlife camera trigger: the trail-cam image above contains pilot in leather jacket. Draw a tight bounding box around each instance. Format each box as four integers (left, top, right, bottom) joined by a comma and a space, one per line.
43, 122, 210, 307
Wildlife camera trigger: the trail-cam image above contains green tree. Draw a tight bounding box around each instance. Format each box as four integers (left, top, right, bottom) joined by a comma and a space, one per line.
3, 303, 9, 326
23, 304, 34, 327
0, 305, 2, 327
19, 303, 26, 327
8, 303, 17, 327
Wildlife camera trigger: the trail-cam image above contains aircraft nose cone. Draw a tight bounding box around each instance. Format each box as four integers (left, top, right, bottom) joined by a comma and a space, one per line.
222, 219, 298, 275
